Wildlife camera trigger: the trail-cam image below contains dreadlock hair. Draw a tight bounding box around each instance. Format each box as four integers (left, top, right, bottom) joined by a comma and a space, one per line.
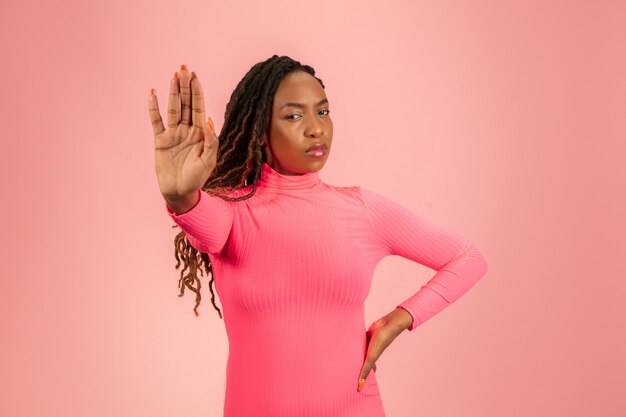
171, 55, 326, 318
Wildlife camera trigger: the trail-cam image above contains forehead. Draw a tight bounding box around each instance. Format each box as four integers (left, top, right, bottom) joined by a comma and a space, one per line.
273, 71, 326, 106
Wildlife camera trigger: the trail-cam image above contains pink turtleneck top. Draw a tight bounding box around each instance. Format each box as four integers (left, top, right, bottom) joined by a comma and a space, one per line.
165, 162, 488, 417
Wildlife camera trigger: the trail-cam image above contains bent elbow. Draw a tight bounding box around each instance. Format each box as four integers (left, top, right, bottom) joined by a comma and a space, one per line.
464, 241, 489, 279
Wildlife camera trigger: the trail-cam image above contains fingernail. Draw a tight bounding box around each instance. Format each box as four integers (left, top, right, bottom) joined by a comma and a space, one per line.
357, 378, 365, 392
181, 64, 188, 71
174, 71, 178, 79
150, 88, 156, 95
207, 116, 215, 132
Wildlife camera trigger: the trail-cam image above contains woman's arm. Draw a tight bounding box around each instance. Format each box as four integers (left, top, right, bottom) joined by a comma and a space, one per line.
359, 186, 488, 331
165, 189, 235, 255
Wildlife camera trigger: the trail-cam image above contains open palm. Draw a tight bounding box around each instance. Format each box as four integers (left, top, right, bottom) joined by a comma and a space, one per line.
148, 64, 218, 199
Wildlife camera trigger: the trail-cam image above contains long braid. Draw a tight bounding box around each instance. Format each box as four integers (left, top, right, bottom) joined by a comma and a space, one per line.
170, 55, 325, 317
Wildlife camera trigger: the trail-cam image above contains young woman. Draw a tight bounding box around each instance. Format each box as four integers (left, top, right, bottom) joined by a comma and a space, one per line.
148, 55, 488, 417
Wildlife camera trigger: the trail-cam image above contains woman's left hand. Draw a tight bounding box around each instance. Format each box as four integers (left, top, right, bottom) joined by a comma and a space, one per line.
358, 307, 413, 391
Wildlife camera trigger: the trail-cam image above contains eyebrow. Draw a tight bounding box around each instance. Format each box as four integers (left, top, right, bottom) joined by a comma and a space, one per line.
279, 98, 329, 110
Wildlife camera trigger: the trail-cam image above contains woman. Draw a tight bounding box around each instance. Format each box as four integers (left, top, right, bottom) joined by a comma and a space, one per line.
147, 55, 488, 417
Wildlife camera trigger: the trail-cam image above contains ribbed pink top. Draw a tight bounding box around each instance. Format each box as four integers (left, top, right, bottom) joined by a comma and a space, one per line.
165, 161, 488, 417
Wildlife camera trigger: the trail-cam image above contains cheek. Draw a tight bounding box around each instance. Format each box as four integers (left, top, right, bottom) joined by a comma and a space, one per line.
273, 126, 298, 147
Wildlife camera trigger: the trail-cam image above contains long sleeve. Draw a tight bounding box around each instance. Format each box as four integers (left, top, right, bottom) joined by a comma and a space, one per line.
165, 188, 235, 255
359, 186, 488, 331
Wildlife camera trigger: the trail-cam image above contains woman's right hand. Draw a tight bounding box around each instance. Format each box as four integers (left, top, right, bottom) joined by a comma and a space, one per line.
148, 64, 219, 200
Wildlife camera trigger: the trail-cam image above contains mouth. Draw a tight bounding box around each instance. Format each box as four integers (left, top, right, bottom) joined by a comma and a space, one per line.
305, 144, 328, 157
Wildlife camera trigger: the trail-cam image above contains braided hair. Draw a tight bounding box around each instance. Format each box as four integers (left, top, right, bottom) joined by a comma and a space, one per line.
171, 55, 326, 317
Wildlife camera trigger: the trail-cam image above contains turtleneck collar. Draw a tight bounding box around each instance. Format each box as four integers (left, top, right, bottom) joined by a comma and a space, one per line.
256, 162, 321, 190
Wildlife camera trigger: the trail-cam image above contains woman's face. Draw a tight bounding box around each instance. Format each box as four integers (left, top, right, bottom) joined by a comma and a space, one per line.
262, 71, 333, 176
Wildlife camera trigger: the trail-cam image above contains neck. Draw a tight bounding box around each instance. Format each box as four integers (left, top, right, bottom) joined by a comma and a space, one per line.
256, 162, 321, 190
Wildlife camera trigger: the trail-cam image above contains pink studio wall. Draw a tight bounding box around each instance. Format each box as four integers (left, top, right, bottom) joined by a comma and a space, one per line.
1, 0, 624, 416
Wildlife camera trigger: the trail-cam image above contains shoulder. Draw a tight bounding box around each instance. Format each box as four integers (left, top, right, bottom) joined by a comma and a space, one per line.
326, 183, 383, 200
340, 185, 407, 213
320, 183, 376, 207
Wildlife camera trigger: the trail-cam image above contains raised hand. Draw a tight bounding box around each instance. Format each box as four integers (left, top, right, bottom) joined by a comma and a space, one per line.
148, 64, 219, 202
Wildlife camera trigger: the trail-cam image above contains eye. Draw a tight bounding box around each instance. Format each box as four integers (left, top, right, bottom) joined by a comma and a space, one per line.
285, 109, 330, 120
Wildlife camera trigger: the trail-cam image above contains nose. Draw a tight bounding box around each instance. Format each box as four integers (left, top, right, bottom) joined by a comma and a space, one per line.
305, 116, 324, 138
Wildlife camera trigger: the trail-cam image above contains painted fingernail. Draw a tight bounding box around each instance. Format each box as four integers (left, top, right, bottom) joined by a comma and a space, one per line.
181, 64, 188, 71
150, 88, 156, 95
357, 378, 365, 392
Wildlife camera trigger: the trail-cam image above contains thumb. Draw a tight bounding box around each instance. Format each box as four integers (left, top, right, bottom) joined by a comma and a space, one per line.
206, 116, 215, 133
203, 116, 217, 148
204, 116, 216, 137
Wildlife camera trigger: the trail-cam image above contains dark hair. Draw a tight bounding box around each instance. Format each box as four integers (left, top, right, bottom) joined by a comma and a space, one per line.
171, 55, 325, 317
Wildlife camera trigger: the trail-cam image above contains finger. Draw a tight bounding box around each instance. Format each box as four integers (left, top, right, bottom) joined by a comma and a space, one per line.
357, 378, 366, 392
167, 71, 180, 128
179, 64, 192, 125
201, 116, 218, 164
148, 88, 165, 136
190, 72, 206, 129
359, 362, 375, 381
357, 361, 376, 392
203, 116, 216, 141
357, 370, 369, 392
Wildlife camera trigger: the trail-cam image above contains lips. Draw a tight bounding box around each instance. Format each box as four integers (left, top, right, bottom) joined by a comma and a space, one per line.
305, 145, 327, 158
305, 143, 327, 152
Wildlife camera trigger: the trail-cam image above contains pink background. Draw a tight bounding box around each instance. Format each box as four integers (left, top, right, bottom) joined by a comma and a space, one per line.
1, 0, 625, 416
